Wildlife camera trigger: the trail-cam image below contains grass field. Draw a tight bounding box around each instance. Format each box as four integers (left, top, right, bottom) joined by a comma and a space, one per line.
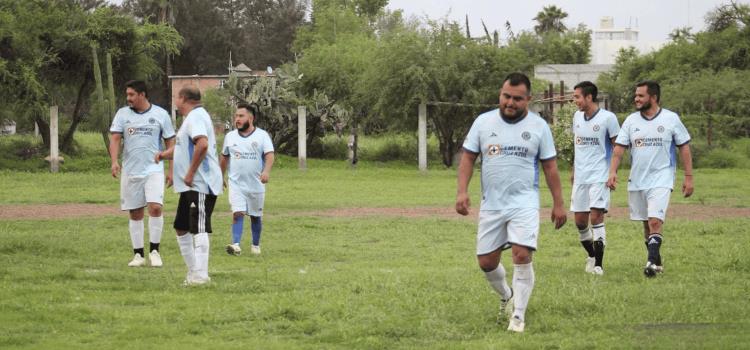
1, 155, 749, 348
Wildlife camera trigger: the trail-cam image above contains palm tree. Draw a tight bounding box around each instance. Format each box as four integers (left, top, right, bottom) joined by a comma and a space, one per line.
533, 5, 568, 35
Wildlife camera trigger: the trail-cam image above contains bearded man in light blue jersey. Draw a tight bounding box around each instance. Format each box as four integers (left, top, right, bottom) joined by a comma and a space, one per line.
570, 81, 620, 275
607, 80, 694, 277
110, 80, 175, 268
221, 103, 275, 256
456, 73, 567, 333
156, 86, 223, 286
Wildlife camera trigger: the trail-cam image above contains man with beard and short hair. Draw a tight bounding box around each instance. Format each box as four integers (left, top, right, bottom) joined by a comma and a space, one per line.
456, 72, 567, 333
109, 80, 175, 268
220, 103, 275, 256
607, 80, 694, 277
570, 81, 620, 275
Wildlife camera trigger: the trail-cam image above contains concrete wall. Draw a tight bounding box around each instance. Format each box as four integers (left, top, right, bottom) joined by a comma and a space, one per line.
534, 64, 614, 89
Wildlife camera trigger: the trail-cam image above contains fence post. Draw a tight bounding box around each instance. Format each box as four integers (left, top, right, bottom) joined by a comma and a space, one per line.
297, 105, 307, 170
50, 106, 59, 173
418, 103, 427, 172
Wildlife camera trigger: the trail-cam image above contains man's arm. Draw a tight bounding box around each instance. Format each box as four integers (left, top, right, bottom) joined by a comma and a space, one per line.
109, 133, 122, 178
219, 154, 229, 188
678, 143, 694, 197
260, 152, 275, 184
163, 137, 175, 187
541, 158, 567, 229
455, 150, 478, 216
607, 144, 626, 190
184, 136, 208, 187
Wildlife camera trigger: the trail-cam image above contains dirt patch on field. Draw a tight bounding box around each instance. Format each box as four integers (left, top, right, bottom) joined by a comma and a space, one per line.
0, 203, 747, 221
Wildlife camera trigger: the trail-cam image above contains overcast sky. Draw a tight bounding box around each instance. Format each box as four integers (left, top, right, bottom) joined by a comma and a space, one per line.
386, 0, 745, 43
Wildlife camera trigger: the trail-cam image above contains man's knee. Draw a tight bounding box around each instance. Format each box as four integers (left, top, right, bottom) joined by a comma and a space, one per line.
129, 208, 145, 220
511, 246, 532, 264
232, 212, 244, 223
477, 253, 500, 272
147, 203, 162, 217
590, 210, 604, 225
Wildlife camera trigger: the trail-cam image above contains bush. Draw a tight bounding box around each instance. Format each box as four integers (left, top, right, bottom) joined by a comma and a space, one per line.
700, 148, 743, 168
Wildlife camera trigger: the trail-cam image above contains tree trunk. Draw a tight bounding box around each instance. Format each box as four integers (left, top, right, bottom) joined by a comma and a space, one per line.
34, 113, 50, 149
61, 79, 90, 153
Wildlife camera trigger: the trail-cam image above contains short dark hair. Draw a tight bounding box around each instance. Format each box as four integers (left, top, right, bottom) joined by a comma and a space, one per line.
236, 102, 258, 118
178, 86, 201, 102
125, 80, 148, 97
502, 72, 531, 95
574, 81, 598, 102
636, 80, 660, 103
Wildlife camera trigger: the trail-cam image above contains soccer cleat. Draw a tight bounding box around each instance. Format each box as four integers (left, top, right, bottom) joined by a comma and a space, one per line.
226, 243, 242, 256
128, 253, 146, 267
183, 271, 211, 286
644, 261, 659, 277
498, 288, 514, 320
507, 315, 525, 333
585, 257, 596, 273
149, 250, 163, 267
593, 266, 604, 275
250, 245, 261, 255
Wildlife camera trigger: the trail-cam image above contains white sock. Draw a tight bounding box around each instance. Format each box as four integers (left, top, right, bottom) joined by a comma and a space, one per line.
512, 263, 535, 321
484, 264, 512, 300
592, 224, 606, 244
129, 219, 144, 252
148, 216, 163, 247
194, 232, 210, 279
176, 234, 196, 273
578, 227, 592, 241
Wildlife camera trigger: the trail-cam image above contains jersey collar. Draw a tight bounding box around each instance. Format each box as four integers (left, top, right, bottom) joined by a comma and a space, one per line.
130, 103, 152, 115
584, 108, 600, 122
499, 109, 528, 125
640, 108, 662, 121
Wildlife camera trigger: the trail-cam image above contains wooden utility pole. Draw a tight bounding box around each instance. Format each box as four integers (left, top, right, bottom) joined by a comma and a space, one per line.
418, 103, 427, 172
297, 105, 307, 170
50, 106, 59, 173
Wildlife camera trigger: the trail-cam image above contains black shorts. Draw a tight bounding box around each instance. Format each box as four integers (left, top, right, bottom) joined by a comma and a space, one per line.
174, 191, 217, 234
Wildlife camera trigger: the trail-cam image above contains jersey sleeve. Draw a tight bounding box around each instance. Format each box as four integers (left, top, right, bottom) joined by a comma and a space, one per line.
539, 123, 557, 161
187, 114, 208, 141
462, 118, 481, 154
110, 109, 125, 133
673, 116, 691, 145
614, 118, 630, 146
221, 133, 231, 156
161, 112, 176, 139
606, 114, 620, 140
262, 131, 275, 154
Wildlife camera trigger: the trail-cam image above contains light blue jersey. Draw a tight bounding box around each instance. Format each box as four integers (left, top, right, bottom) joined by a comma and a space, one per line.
463, 109, 557, 210
615, 108, 691, 191
222, 128, 274, 194
110, 104, 175, 176
173, 107, 223, 195
573, 108, 620, 184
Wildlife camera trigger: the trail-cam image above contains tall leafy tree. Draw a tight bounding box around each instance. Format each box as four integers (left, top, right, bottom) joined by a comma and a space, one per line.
533, 5, 568, 35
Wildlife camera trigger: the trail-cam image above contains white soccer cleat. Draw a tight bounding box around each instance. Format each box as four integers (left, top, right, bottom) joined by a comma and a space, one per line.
183, 271, 211, 286
128, 253, 146, 267
593, 266, 604, 275
507, 315, 525, 333
149, 250, 163, 267
226, 243, 242, 256
498, 288, 514, 320
585, 257, 596, 273
250, 245, 261, 255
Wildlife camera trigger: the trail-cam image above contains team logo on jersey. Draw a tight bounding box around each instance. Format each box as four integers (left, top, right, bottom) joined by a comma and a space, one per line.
252, 141, 259, 150
576, 136, 582, 145
634, 128, 640, 132
490, 132, 498, 137
635, 138, 644, 147
521, 131, 531, 140
127, 127, 135, 135
657, 125, 665, 133
234, 152, 242, 159
593, 124, 600, 132
149, 118, 156, 124
487, 144, 501, 156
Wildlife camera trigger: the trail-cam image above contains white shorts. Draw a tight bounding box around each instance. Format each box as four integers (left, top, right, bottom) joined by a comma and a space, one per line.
628, 187, 672, 222
120, 172, 164, 210
476, 208, 539, 255
229, 187, 265, 217
570, 182, 610, 212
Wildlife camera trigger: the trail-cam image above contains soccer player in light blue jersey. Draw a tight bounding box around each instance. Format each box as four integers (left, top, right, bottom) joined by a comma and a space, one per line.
156, 86, 224, 286
570, 81, 620, 275
607, 80, 694, 278
109, 80, 175, 268
456, 73, 567, 333
220, 103, 275, 256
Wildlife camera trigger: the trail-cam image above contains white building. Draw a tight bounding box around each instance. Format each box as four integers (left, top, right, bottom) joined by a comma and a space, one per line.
590, 17, 665, 64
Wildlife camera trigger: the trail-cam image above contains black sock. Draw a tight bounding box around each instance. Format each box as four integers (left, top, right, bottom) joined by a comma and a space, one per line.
150, 242, 160, 252
581, 240, 595, 257
593, 240, 605, 267
646, 234, 663, 265
134, 248, 144, 257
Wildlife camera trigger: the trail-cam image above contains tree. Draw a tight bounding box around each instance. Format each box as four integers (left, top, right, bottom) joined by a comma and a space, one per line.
533, 5, 568, 35
705, 1, 750, 32
510, 24, 591, 64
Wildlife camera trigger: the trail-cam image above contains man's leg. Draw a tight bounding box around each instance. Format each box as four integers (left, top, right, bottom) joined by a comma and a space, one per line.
575, 212, 595, 272
174, 192, 196, 282
590, 209, 606, 272
128, 208, 146, 267
644, 218, 664, 276
192, 193, 217, 281
146, 203, 164, 267
476, 211, 513, 319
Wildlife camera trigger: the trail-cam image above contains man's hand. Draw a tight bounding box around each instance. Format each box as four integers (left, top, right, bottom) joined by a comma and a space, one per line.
455, 192, 471, 216
682, 176, 694, 197
260, 171, 270, 184
165, 172, 173, 188
551, 204, 567, 229
184, 172, 194, 188
111, 162, 121, 178
606, 173, 617, 190
154, 152, 162, 164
